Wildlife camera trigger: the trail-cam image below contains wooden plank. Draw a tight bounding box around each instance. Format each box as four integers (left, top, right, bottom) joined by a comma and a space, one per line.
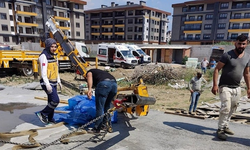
164, 110, 207, 119
34, 96, 68, 104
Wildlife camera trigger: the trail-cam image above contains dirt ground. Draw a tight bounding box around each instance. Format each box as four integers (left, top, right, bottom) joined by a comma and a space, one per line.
0, 64, 220, 113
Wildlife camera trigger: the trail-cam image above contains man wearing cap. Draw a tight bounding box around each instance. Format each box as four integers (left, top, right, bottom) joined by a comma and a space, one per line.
36, 38, 62, 124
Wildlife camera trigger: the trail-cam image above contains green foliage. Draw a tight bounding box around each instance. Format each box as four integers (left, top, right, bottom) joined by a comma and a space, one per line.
117, 80, 133, 87
214, 41, 233, 45
182, 56, 189, 65
182, 69, 196, 82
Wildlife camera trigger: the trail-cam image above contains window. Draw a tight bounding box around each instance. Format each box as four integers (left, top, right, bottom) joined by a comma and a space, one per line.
75, 4, 79, 9
8, 3, 12, 9
203, 34, 211, 39
19, 27, 23, 33
187, 34, 193, 40
189, 16, 195, 21
26, 28, 32, 34
12, 36, 17, 43
0, 13, 7, 20
247, 2, 250, 8
190, 6, 196, 11
243, 23, 250, 29
242, 33, 249, 37
128, 19, 133, 24
218, 23, 226, 29
197, 15, 202, 21
99, 49, 106, 55
216, 33, 224, 39
220, 2, 228, 9
236, 3, 243, 8
152, 11, 154, 16
195, 34, 200, 39
75, 13, 80, 19
127, 35, 132, 40
205, 14, 213, 20
3, 36, 9, 42
219, 13, 227, 19
46, 0, 51, 5
232, 23, 240, 29
128, 10, 133, 16
2, 25, 8, 31
11, 26, 14, 32
0, 2, 5, 8
182, 7, 187, 12
231, 33, 238, 39
244, 13, 250, 18
76, 22, 80, 28
128, 27, 133, 32
76, 32, 80, 36
207, 4, 214, 10
204, 24, 212, 30
198, 5, 203, 11
10, 15, 13, 20
234, 13, 241, 19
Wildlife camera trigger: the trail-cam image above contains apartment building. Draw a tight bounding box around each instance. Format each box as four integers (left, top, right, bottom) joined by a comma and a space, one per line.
84, 1, 170, 44
172, 0, 250, 45
0, 0, 86, 46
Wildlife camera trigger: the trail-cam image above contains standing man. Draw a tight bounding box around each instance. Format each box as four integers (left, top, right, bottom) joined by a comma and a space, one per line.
188, 72, 207, 114
209, 58, 216, 69
86, 69, 117, 133
211, 34, 250, 140
201, 57, 209, 74
36, 38, 62, 124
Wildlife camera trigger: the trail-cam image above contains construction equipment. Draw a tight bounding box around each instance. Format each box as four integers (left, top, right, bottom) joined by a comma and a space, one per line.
114, 79, 156, 116
0, 50, 40, 76
43, 16, 91, 77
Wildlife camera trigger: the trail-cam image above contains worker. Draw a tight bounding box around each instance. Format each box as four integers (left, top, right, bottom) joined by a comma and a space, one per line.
211, 34, 250, 140
201, 57, 209, 74
188, 72, 207, 114
209, 58, 216, 69
36, 38, 62, 124
85, 69, 117, 133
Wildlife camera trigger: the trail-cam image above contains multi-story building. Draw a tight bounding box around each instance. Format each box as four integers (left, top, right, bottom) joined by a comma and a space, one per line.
0, 0, 86, 46
171, 0, 250, 45
85, 1, 170, 44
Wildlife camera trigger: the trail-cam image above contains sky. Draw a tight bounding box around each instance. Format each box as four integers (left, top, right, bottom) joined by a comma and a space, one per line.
83, 0, 188, 31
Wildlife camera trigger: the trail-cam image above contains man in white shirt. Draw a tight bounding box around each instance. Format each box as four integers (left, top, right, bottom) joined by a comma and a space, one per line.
201, 57, 209, 74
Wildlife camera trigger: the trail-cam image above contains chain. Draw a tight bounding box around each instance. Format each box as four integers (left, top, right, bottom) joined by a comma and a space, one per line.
38, 107, 116, 150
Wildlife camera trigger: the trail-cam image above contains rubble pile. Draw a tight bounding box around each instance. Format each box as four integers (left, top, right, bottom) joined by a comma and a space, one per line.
131, 64, 187, 85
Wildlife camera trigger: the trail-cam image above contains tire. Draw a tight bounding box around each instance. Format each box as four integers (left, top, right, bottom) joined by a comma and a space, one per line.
120, 63, 125, 69
22, 67, 34, 77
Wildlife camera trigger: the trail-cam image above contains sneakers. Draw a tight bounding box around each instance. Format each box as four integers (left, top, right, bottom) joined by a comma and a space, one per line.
35, 112, 48, 124
224, 127, 234, 135
48, 119, 57, 124
216, 129, 228, 140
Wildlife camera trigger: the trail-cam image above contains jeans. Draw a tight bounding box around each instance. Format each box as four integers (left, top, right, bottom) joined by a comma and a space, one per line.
218, 87, 240, 130
201, 67, 207, 74
189, 91, 200, 112
40, 82, 59, 121
94, 80, 117, 130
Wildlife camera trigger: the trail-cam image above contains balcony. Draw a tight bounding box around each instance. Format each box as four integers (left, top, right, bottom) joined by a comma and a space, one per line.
181, 37, 201, 40
54, 16, 70, 21
230, 16, 250, 23
228, 26, 250, 33
17, 22, 38, 27
16, 11, 37, 16
232, 5, 250, 9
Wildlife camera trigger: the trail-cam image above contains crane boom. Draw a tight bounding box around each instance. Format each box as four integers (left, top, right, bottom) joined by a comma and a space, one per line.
45, 16, 89, 77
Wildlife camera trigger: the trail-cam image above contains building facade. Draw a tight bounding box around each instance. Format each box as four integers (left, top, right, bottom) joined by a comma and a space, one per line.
0, 0, 86, 46
85, 1, 170, 44
171, 0, 250, 45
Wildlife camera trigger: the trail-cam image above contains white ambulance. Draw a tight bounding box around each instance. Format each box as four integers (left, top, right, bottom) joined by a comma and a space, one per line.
97, 43, 138, 69
125, 45, 151, 63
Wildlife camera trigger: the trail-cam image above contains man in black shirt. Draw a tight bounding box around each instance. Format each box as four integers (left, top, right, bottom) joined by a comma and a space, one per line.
86, 69, 117, 133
